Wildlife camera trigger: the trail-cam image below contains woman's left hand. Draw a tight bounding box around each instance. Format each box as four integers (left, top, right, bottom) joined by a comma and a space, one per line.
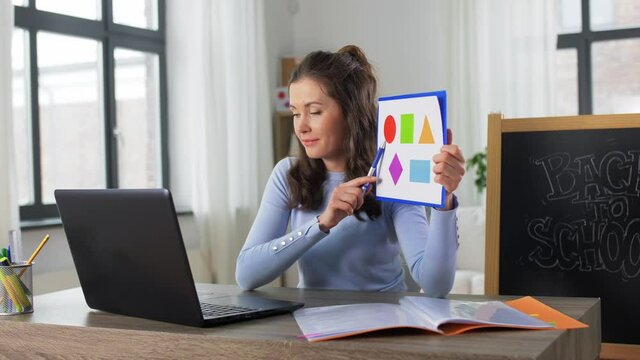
432, 128, 465, 210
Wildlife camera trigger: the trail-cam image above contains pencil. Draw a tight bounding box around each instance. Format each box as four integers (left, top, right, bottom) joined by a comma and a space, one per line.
27, 234, 50, 265
18, 234, 50, 277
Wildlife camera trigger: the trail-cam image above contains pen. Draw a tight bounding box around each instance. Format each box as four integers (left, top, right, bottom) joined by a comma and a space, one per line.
362, 142, 386, 194
8, 229, 23, 264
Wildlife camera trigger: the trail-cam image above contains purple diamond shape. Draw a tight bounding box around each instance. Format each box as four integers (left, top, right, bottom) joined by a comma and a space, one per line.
389, 153, 403, 185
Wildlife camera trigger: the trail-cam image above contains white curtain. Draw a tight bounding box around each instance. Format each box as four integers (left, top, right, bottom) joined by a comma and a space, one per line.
446, 0, 557, 205
0, 0, 19, 243
167, 0, 272, 283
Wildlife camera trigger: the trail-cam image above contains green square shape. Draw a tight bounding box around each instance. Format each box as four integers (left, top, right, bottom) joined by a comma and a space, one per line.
400, 114, 414, 144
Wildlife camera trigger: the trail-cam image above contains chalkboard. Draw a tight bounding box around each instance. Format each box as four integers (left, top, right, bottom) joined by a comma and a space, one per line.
485, 113, 640, 348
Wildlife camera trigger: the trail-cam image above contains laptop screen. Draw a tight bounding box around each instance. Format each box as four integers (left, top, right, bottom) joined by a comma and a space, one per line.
55, 189, 205, 326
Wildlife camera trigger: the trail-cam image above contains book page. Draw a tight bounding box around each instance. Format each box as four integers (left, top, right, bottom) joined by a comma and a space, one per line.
293, 303, 431, 342
397, 297, 441, 331
400, 296, 553, 330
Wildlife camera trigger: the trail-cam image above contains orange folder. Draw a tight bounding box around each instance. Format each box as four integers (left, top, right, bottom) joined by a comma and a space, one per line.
505, 296, 588, 330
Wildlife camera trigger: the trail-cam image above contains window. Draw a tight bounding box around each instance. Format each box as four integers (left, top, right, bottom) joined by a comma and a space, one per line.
556, 0, 640, 115
12, 0, 168, 221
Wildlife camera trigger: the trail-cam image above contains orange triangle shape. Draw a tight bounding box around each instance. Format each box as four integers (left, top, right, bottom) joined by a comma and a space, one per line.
419, 115, 435, 144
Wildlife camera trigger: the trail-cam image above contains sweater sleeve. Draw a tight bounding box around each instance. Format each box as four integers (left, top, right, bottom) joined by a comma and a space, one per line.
392, 199, 458, 297
235, 158, 329, 290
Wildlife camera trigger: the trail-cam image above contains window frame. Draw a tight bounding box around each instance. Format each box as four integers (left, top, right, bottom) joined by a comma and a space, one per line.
557, 0, 640, 115
13, 0, 169, 222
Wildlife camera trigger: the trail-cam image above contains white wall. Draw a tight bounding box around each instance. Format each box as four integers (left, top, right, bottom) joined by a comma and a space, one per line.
264, 0, 294, 92
264, 0, 482, 205
290, 0, 453, 97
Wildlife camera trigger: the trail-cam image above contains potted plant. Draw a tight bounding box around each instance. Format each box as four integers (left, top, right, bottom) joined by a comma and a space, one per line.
466, 148, 487, 194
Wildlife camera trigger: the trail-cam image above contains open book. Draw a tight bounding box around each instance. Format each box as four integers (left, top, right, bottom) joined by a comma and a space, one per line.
294, 296, 587, 342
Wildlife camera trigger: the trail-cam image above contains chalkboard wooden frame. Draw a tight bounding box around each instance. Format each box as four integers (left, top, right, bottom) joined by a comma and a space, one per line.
484, 112, 640, 357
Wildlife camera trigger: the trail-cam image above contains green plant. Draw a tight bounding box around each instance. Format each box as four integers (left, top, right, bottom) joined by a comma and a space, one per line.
466, 148, 487, 193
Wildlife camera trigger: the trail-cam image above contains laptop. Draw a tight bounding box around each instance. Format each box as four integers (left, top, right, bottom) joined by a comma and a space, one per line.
54, 188, 303, 327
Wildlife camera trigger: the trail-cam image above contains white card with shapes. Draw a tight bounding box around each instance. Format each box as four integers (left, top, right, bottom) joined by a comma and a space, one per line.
375, 91, 447, 207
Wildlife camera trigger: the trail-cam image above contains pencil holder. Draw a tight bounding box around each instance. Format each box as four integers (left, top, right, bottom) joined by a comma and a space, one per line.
0, 263, 33, 315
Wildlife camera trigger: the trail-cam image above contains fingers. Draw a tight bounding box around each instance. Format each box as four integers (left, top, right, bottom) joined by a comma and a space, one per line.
434, 172, 464, 193
343, 176, 377, 188
447, 128, 452, 145
433, 139, 465, 194
432, 156, 465, 177
329, 186, 363, 216
331, 198, 357, 216
321, 175, 376, 230
434, 144, 465, 163
339, 176, 376, 212
340, 186, 365, 212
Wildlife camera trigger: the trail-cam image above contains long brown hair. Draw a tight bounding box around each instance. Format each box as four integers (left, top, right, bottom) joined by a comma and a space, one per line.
286, 45, 381, 220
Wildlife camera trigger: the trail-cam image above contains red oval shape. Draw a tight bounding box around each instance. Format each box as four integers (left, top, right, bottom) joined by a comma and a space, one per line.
384, 115, 396, 143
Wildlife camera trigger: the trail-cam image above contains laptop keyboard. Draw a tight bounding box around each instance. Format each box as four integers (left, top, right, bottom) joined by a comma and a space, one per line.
200, 302, 256, 318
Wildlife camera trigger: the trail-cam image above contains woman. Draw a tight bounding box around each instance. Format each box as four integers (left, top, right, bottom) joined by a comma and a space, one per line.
236, 45, 465, 297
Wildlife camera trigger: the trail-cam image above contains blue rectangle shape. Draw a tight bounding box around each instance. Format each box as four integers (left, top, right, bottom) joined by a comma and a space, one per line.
409, 160, 430, 183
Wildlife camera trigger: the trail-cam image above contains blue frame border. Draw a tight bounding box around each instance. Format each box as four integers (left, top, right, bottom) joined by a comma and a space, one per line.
376, 90, 447, 208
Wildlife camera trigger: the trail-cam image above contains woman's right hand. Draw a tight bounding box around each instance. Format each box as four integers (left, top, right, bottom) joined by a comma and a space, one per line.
317, 176, 377, 232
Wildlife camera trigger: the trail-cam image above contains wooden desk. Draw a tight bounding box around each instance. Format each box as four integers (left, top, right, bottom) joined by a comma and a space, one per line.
0, 285, 600, 359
